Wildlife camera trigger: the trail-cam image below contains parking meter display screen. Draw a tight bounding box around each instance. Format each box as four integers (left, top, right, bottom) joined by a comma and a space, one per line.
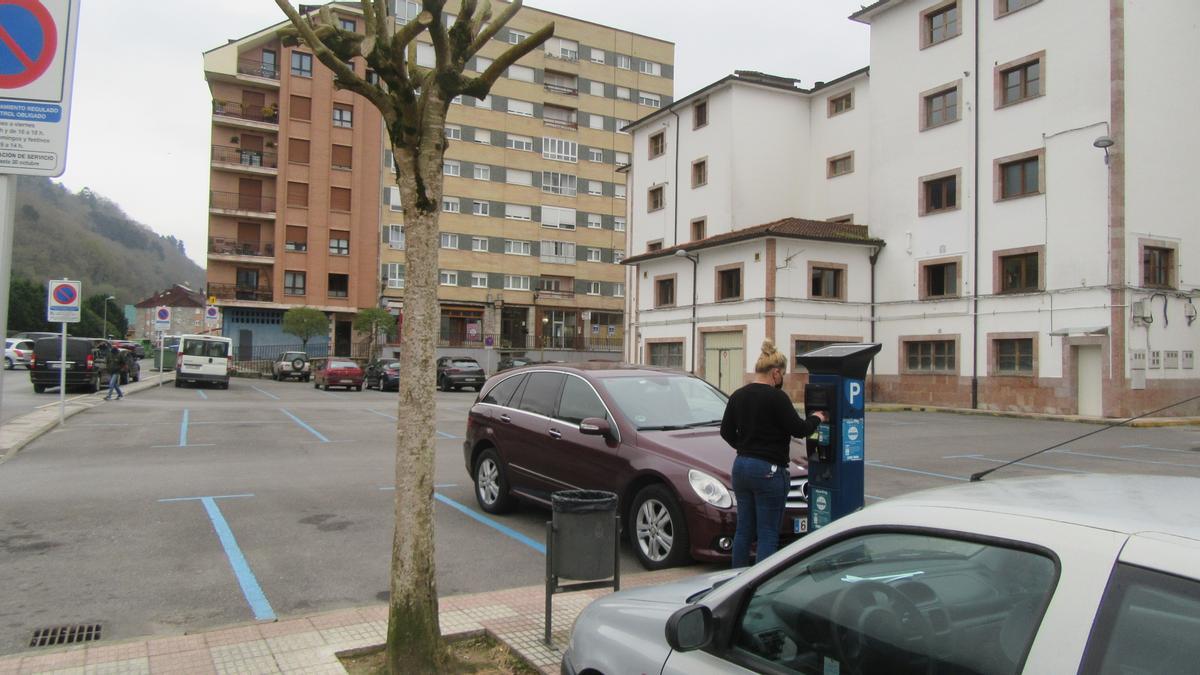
804, 345, 869, 358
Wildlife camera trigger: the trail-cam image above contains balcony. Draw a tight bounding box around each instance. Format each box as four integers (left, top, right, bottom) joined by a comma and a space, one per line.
212, 100, 279, 130
543, 117, 578, 130
211, 145, 278, 175
209, 190, 276, 219
543, 83, 578, 97
237, 58, 280, 81
209, 237, 275, 262
209, 282, 273, 303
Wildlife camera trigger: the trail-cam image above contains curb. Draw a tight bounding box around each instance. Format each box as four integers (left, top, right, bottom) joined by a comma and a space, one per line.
863, 403, 1200, 428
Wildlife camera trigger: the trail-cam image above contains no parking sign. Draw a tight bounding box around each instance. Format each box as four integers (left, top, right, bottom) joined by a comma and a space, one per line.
204, 305, 219, 327
45, 277, 78, 322
154, 305, 171, 331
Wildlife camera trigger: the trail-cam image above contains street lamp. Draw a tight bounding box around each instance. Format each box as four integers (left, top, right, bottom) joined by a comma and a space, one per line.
102, 295, 116, 339
674, 249, 699, 373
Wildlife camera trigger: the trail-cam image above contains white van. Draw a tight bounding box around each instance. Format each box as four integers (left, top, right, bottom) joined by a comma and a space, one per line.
175, 334, 232, 389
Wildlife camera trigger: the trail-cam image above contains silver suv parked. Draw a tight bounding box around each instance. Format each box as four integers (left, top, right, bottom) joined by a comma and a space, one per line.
271, 351, 311, 381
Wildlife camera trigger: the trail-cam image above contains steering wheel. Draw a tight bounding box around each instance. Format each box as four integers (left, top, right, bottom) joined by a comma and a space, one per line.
829, 581, 936, 675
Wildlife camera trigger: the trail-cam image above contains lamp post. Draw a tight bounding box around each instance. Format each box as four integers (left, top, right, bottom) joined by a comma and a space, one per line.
102, 295, 116, 339
674, 249, 699, 373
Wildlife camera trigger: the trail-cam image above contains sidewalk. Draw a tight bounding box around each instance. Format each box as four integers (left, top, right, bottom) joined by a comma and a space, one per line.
0, 567, 698, 674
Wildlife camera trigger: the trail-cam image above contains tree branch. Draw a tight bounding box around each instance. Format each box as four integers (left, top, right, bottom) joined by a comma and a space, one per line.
272, 0, 390, 112
424, 0, 452, 71
465, 21, 553, 98
469, 0, 524, 55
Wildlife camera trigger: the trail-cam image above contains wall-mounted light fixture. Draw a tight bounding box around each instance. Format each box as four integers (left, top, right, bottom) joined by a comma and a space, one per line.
1093, 135, 1115, 165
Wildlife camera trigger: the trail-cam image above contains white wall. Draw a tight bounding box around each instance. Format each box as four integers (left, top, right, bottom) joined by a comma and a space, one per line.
807, 75, 872, 223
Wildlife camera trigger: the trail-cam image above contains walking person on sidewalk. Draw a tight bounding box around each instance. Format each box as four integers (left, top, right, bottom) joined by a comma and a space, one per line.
102, 345, 125, 401
720, 340, 827, 568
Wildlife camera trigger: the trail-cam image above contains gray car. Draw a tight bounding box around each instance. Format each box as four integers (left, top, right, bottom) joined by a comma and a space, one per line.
5, 338, 34, 369
272, 351, 311, 381
563, 474, 1200, 675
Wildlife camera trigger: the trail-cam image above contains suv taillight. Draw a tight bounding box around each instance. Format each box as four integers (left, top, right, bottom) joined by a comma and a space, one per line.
447, 367, 461, 374
29, 354, 35, 367
86, 354, 94, 370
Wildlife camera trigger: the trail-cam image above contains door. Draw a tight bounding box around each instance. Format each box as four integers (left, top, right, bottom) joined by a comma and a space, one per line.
334, 320, 351, 357
1076, 345, 1102, 417
241, 90, 265, 120
239, 134, 264, 166
238, 178, 262, 211
703, 331, 744, 395
235, 268, 259, 300
505, 371, 566, 502
542, 374, 624, 494
237, 222, 260, 255
238, 329, 253, 361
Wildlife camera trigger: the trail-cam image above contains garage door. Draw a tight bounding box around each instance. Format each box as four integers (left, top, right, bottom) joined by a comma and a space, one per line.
703, 331, 744, 395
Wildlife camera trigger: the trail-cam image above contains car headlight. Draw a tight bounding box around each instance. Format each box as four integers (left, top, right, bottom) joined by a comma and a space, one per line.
688, 469, 732, 508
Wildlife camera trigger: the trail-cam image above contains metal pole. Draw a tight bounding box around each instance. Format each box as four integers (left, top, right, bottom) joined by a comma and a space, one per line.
0, 175, 17, 420
158, 332, 163, 387
59, 321, 66, 427
102, 301, 107, 338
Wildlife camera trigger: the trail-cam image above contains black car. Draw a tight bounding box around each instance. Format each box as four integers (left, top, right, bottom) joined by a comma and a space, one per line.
29, 337, 111, 393
365, 359, 401, 391
436, 356, 485, 391
497, 355, 541, 372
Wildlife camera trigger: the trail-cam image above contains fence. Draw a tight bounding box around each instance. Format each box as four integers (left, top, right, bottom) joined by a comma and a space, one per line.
231, 341, 383, 377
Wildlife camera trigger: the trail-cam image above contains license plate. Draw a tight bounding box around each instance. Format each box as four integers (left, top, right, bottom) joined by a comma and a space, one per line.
339, 379, 353, 384
48, 363, 63, 369
794, 517, 808, 534
464, 378, 478, 382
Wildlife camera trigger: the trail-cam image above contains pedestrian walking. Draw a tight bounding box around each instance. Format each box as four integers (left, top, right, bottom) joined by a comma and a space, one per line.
720, 339, 827, 567
103, 345, 125, 400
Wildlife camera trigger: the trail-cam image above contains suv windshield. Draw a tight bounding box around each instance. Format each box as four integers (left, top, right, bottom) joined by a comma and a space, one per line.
452, 359, 480, 368
282, 352, 306, 360
599, 374, 728, 430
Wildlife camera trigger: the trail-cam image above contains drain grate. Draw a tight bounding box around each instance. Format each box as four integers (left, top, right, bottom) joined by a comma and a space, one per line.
29, 624, 102, 648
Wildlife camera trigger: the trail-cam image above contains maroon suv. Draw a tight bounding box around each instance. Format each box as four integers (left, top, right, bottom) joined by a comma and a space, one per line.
462, 363, 810, 569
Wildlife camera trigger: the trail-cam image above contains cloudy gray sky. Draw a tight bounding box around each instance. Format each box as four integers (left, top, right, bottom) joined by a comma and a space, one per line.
56, 1, 869, 267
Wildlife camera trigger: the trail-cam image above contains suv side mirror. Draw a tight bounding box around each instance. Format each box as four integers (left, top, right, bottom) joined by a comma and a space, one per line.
578, 417, 612, 437
664, 604, 713, 651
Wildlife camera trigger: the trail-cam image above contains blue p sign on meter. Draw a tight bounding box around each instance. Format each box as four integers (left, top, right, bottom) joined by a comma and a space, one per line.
46, 278, 79, 322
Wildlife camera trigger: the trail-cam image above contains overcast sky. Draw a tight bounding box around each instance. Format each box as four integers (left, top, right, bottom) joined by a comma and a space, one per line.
55, 1, 870, 268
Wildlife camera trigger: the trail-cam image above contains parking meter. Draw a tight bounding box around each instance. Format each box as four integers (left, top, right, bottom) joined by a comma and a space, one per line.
796, 343, 882, 532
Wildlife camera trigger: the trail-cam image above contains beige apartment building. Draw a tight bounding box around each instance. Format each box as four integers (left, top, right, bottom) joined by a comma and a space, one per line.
204, 2, 673, 361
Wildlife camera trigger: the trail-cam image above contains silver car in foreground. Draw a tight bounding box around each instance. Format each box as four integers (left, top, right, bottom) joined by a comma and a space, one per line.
562, 474, 1200, 675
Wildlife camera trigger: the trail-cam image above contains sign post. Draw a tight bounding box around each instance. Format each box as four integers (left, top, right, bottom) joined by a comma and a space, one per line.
155, 306, 170, 386
47, 278, 80, 426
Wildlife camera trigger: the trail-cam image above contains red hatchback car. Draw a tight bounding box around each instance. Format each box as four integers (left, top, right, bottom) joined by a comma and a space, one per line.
463, 363, 810, 569
313, 358, 363, 391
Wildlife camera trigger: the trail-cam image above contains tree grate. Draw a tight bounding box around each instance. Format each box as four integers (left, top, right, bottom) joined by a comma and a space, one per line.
29, 624, 102, 648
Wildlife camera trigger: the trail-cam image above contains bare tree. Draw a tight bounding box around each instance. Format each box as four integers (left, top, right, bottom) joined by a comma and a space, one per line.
273, 1, 551, 670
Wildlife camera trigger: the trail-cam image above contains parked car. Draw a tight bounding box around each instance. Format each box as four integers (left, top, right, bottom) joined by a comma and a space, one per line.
313, 358, 363, 391
562, 473, 1200, 675
117, 348, 141, 384
272, 351, 311, 381
497, 355, 542, 372
11, 331, 58, 342
463, 363, 809, 569
364, 359, 401, 391
28, 337, 109, 393
437, 355, 485, 391
111, 339, 146, 359
5, 338, 34, 369
174, 334, 231, 389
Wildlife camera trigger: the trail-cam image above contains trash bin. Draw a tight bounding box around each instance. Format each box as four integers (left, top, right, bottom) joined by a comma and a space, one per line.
551, 490, 618, 580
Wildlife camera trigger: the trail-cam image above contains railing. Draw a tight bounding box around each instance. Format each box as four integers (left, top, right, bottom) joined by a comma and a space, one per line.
237, 58, 280, 80
535, 287, 575, 299
543, 117, 578, 130
434, 332, 622, 352
543, 83, 578, 96
212, 100, 279, 124
211, 145, 278, 169
209, 190, 277, 213
208, 283, 273, 303
209, 237, 275, 257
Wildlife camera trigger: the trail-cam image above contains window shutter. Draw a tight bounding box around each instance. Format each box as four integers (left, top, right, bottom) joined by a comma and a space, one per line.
331, 144, 352, 169
330, 187, 351, 211
289, 138, 310, 164
289, 95, 311, 120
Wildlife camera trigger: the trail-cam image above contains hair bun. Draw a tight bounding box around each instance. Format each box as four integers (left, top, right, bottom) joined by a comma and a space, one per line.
761, 339, 777, 356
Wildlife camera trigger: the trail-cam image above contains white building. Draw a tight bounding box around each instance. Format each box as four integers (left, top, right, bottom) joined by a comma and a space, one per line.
624, 0, 1199, 417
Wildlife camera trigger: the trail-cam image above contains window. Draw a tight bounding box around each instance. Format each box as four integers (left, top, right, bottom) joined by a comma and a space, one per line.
638, 92, 662, 108
386, 224, 404, 249
999, 251, 1040, 292
648, 185, 665, 211
615, 151, 630, 167
586, 180, 603, 196
504, 239, 531, 256
616, 118, 631, 133
541, 240, 576, 264
693, 100, 708, 128
1143, 245, 1175, 288
474, 95, 493, 110
923, 1, 961, 47
588, 114, 605, 130
692, 158, 709, 186
541, 205, 577, 230
906, 339, 957, 372
811, 265, 844, 300
545, 37, 579, 61
587, 214, 602, 229
444, 124, 461, 140
290, 51, 312, 77
386, 263, 404, 289
287, 181, 308, 207
716, 266, 742, 301
506, 134, 533, 151
649, 132, 666, 158
439, 270, 458, 286
504, 275, 530, 290
615, 86, 631, 101
330, 186, 351, 211
589, 81, 605, 97
999, 54, 1042, 106
691, 218, 706, 241
440, 233, 459, 249
616, 54, 631, 70
614, 283, 625, 297
443, 197, 461, 214
331, 144, 352, 169
474, 56, 491, 73
285, 225, 308, 252
543, 137, 577, 162
289, 138, 310, 164
794, 339, 848, 371
1081, 564, 1200, 675
654, 276, 676, 307
828, 91, 853, 116
507, 99, 534, 116
284, 271, 306, 295
999, 153, 1041, 199
516, 372, 565, 417
506, 169, 533, 186
386, 186, 403, 211
614, 185, 626, 200
997, 0, 1041, 16
543, 104, 577, 128
556, 376, 608, 425
614, 250, 625, 264
471, 272, 488, 288
507, 64, 535, 82
923, 83, 960, 129
472, 236, 489, 252
923, 261, 959, 298
394, 0, 419, 24
507, 28, 530, 44
614, 216, 625, 231
416, 42, 435, 67
995, 337, 1034, 374
328, 230, 349, 256
472, 200, 490, 217
542, 171, 577, 196
443, 159, 460, 176
473, 164, 490, 180
590, 49, 605, 64
587, 248, 602, 262
586, 281, 601, 296
289, 94, 311, 120
328, 273, 349, 298
332, 105, 353, 128
473, 129, 491, 145
647, 342, 684, 370
921, 172, 959, 214
505, 204, 532, 221
639, 60, 662, 76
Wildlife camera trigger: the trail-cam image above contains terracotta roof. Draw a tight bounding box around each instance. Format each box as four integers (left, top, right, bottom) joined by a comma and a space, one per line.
622, 217, 884, 265
135, 284, 205, 309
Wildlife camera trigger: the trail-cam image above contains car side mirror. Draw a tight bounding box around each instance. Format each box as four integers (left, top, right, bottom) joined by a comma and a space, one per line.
664, 604, 713, 652
578, 417, 612, 437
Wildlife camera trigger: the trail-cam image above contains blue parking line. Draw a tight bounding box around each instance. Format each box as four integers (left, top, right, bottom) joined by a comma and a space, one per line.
865, 460, 969, 482
433, 492, 546, 554
180, 409, 189, 447
280, 408, 329, 443
156, 494, 274, 621
251, 385, 279, 400
1051, 448, 1200, 470
196, 390, 208, 400
945, 453, 1085, 474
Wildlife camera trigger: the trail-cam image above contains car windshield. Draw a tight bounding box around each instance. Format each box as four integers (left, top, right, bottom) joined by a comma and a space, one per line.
599, 374, 729, 430
328, 360, 357, 369
386, 362, 401, 369
283, 352, 306, 360
452, 360, 480, 368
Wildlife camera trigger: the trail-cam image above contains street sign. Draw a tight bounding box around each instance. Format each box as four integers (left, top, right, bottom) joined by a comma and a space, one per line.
207, 295, 218, 305
154, 305, 171, 331
0, 0, 81, 176
204, 305, 219, 327
45, 278, 78, 322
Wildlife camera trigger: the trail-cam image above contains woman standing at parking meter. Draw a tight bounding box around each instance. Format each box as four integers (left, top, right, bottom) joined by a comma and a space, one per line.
721, 340, 826, 567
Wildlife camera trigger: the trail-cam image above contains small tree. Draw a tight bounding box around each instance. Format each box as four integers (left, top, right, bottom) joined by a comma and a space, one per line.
353, 307, 398, 360
281, 306, 329, 349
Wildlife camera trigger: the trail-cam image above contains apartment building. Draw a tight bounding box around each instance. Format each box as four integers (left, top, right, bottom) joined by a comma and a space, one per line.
625, 0, 1198, 417
204, 2, 672, 361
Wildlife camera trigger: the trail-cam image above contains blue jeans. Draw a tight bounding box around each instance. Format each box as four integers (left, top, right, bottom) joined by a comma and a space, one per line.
731, 455, 789, 568
105, 373, 123, 399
